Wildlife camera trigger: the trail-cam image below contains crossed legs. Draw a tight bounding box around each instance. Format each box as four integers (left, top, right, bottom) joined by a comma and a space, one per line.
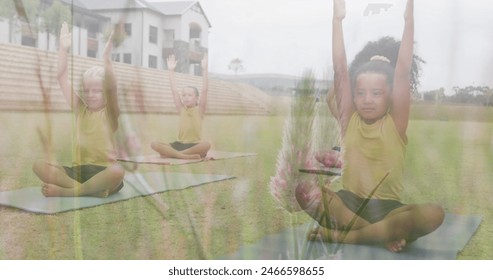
296, 183, 445, 252
32, 159, 125, 197
150, 141, 210, 159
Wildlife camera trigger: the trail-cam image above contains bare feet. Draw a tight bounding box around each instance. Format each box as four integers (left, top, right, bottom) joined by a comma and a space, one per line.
152, 142, 202, 160
309, 226, 407, 253
41, 183, 109, 197
42, 183, 73, 197
187, 154, 201, 160
158, 152, 201, 160
386, 239, 406, 252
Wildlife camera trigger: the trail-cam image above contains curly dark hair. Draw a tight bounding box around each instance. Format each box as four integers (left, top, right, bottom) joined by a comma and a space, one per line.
348, 36, 424, 95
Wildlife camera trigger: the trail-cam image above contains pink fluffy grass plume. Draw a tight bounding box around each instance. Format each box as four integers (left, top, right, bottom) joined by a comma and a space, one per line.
315, 149, 343, 168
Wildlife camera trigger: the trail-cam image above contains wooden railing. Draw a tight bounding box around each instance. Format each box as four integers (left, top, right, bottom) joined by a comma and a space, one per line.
0, 43, 272, 115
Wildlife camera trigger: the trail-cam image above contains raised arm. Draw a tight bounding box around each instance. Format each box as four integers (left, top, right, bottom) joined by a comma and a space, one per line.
198, 54, 208, 117
332, 0, 353, 136
102, 31, 120, 131
57, 22, 80, 109
326, 88, 339, 118
166, 55, 183, 112
390, 0, 414, 141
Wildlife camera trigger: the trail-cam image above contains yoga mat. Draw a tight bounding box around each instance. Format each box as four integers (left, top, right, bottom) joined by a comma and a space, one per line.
0, 172, 234, 214
219, 213, 482, 260
117, 150, 256, 165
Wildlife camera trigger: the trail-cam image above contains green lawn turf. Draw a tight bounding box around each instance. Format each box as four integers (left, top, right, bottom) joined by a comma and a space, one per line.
0, 104, 492, 259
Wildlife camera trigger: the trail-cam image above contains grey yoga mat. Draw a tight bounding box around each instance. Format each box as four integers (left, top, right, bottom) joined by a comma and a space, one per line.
220, 213, 482, 260
117, 150, 256, 165
0, 172, 234, 214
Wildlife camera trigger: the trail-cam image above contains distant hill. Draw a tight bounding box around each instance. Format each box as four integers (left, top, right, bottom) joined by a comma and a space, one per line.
210, 73, 332, 96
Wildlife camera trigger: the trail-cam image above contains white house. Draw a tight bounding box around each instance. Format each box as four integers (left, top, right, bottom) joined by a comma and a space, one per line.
0, 0, 210, 75
79, 0, 211, 74
0, 0, 110, 57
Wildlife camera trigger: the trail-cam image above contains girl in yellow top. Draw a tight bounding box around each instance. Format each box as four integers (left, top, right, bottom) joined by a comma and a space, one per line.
151, 54, 210, 159
32, 22, 124, 197
297, 0, 444, 252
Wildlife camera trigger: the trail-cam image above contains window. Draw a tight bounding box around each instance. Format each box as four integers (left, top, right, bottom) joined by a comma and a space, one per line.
124, 23, 132, 36
21, 23, 36, 47
87, 22, 99, 39
87, 50, 97, 58
112, 53, 120, 62
123, 53, 132, 64
149, 25, 157, 44
148, 55, 157, 68
21, 36, 36, 47
163, 29, 175, 48
190, 27, 201, 39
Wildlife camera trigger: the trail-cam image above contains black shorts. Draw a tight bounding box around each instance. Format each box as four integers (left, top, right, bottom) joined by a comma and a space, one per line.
336, 189, 405, 224
170, 141, 198, 151
63, 165, 124, 195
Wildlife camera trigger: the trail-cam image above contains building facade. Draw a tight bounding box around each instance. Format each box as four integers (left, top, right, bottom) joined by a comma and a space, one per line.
0, 0, 210, 75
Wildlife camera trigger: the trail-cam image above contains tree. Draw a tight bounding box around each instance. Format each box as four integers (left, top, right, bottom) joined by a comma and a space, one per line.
411, 53, 425, 99
422, 88, 444, 103
0, 0, 41, 44
0, 0, 15, 18
41, 0, 71, 50
0, 0, 17, 43
228, 58, 244, 76
484, 88, 492, 107
103, 22, 126, 49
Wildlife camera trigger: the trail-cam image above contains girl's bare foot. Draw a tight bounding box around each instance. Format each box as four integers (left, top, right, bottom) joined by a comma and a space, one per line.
386, 239, 406, 252
310, 226, 407, 253
159, 152, 201, 160
42, 184, 110, 198
186, 154, 201, 160
42, 183, 73, 197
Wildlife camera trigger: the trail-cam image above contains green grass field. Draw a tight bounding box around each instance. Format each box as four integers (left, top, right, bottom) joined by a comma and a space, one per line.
0, 103, 492, 259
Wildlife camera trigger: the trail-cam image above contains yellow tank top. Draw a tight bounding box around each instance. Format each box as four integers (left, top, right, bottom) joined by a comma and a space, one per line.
73, 105, 117, 166
342, 112, 406, 200
177, 106, 202, 143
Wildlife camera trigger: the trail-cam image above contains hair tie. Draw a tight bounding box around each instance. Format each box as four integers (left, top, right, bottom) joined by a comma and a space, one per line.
370, 55, 391, 63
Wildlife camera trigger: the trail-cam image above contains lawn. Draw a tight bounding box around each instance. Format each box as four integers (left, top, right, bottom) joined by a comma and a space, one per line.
0, 103, 491, 259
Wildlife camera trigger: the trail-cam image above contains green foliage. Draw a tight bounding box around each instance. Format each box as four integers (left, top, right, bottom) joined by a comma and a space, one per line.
290, 70, 318, 153
313, 103, 339, 153
0, 110, 492, 259
41, 0, 71, 37
269, 70, 318, 212
16, 0, 40, 24
0, 0, 41, 32
103, 23, 127, 48
0, 0, 15, 19
228, 58, 244, 76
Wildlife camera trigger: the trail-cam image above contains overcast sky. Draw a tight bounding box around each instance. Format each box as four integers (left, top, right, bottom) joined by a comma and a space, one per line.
150, 0, 493, 92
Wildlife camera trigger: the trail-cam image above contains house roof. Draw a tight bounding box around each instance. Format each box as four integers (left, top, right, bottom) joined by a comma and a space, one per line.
77, 0, 160, 12
57, 0, 109, 20
78, 0, 211, 27
147, 1, 195, 15
148, 1, 211, 27
60, 0, 87, 9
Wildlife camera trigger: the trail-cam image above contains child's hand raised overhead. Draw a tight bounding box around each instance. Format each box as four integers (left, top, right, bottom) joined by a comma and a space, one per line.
59, 22, 72, 51
404, 0, 413, 20
167, 55, 177, 71
103, 30, 114, 60
333, 0, 346, 21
